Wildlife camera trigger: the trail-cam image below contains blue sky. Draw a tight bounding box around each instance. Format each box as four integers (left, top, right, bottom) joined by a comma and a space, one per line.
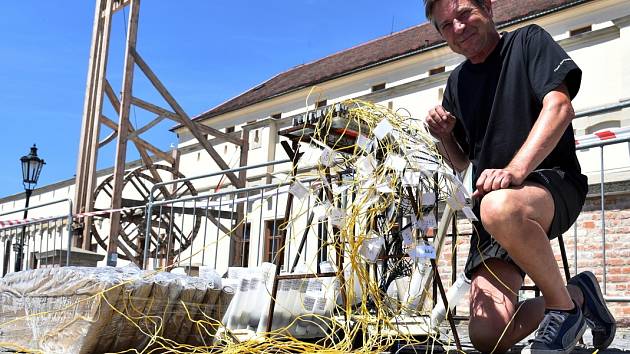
0, 1, 425, 198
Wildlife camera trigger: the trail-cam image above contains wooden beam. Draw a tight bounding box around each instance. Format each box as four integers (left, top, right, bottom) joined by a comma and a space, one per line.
100, 115, 174, 164
75, 0, 104, 216
104, 79, 121, 114
131, 96, 178, 119
98, 131, 117, 148
229, 128, 249, 266
127, 115, 166, 139
102, 117, 174, 200
130, 96, 243, 146
130, 49, 242, 187
194, 123, 244, 146
101, 112, 174, 203
110, 0, 131, 14
107, 0, 141, 266
77, 0, 115, 250
102, 80, 173, 199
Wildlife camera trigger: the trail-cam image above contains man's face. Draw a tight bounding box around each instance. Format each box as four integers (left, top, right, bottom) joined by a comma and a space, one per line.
432, 0, 498, 63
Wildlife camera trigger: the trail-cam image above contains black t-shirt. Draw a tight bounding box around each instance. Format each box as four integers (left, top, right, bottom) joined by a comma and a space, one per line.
442, 24, 583, 181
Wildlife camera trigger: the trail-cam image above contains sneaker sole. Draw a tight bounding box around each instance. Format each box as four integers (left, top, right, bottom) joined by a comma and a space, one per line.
521, 321, 587, 354
579, 271, 616, 349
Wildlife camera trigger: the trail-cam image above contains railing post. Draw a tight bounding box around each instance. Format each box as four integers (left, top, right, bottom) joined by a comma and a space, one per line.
599, 145, 607, 294
66, 199, 74, 267
143, 192, 154, 270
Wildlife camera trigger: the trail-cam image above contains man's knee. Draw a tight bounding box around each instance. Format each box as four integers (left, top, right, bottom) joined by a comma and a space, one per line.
469, 316, 512, 353
479, 189, 522, 237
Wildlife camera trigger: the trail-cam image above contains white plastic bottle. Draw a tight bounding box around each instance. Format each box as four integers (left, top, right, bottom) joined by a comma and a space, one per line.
430, 272, 471, 328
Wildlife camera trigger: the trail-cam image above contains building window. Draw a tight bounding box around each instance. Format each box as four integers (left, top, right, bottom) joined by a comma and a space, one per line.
249, 128, 262, 150
371, 83, 386, 92
570, 25, 592, 37
225, 126, 235, 133
429, 66, 445, 76
264, 219, 285, 265
238, 223, 251, 267
271, 113, 281, 119
316, 100, 327, 108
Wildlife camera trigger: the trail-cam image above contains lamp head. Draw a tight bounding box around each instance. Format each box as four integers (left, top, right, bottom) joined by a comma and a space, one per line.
21, 144, 45, 192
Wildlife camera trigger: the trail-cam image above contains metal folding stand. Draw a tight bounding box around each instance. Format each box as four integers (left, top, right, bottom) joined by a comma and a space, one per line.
406, 187, 462, 351
265, 140, 346, 333
264, 134, 462, 351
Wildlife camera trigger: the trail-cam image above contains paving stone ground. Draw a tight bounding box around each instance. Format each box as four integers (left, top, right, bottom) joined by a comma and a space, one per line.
403, 323, 630, 353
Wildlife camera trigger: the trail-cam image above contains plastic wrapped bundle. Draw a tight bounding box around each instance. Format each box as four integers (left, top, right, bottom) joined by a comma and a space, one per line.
0, 266, 233, 353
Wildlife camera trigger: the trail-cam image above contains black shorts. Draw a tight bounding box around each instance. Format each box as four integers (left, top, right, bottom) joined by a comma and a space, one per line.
464, 168, 588, 278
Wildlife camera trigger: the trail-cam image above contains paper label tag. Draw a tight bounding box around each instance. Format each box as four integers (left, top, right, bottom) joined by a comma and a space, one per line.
289, 180, 309, 200
315, 297, 326, 313
249, 277, 261, 290
306, 279, 323, 295
409, 244, 436, 259
319, 147, 336, 167
356, 134, 374, 152
329, 207, 346, 228
280, 280, 291, 292
402, 171, 421, 186
423, 213, 437, 229
356, 155, 376, 176
360, 235, 385, 263
422, 192, 436, 206
374, 119, 394, 140
303, 295, 316, 312
240, 278, 250, 292
312, 203, 328, 220
384, 154, 406, 172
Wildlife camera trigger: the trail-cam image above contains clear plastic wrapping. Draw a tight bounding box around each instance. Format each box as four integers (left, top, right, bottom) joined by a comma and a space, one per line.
0, 266, 232, 353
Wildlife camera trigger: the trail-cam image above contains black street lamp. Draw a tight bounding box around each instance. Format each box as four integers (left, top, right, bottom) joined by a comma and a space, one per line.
13, 144, 45, 272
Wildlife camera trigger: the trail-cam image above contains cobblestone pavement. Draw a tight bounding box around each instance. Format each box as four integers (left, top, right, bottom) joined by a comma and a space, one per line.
416, 324, 630, 353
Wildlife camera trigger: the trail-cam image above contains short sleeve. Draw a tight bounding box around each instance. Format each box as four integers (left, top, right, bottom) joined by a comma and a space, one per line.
525, 25, 582, 101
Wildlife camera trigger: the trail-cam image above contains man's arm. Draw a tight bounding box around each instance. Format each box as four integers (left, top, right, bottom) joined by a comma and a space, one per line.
425, 105, 470, 173
473, 83, 575, 197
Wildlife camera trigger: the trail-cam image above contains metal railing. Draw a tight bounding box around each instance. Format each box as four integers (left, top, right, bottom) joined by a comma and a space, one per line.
142, 178, 320, 275
0, 199, 73, 275
147, 159, 292, 204
141, 159, 316, 273
575, 133, 630, 302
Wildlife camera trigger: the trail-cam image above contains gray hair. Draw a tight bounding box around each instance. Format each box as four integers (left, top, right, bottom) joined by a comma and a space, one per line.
424, 0, 486, 28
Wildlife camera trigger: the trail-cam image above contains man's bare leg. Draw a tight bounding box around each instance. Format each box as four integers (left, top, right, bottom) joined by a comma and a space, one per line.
479, 182, 573, 311
468, 258, 585, 353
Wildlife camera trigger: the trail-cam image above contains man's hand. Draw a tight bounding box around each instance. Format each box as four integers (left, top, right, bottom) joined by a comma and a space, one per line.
471, 166, 527, 199
425, 105, 457, 138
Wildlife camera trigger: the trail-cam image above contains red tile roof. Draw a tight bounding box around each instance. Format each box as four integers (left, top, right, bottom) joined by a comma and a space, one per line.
192, 0, 591, 122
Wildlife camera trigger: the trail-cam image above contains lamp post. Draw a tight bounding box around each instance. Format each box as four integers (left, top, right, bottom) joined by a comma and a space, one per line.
14, 144, 45, 272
